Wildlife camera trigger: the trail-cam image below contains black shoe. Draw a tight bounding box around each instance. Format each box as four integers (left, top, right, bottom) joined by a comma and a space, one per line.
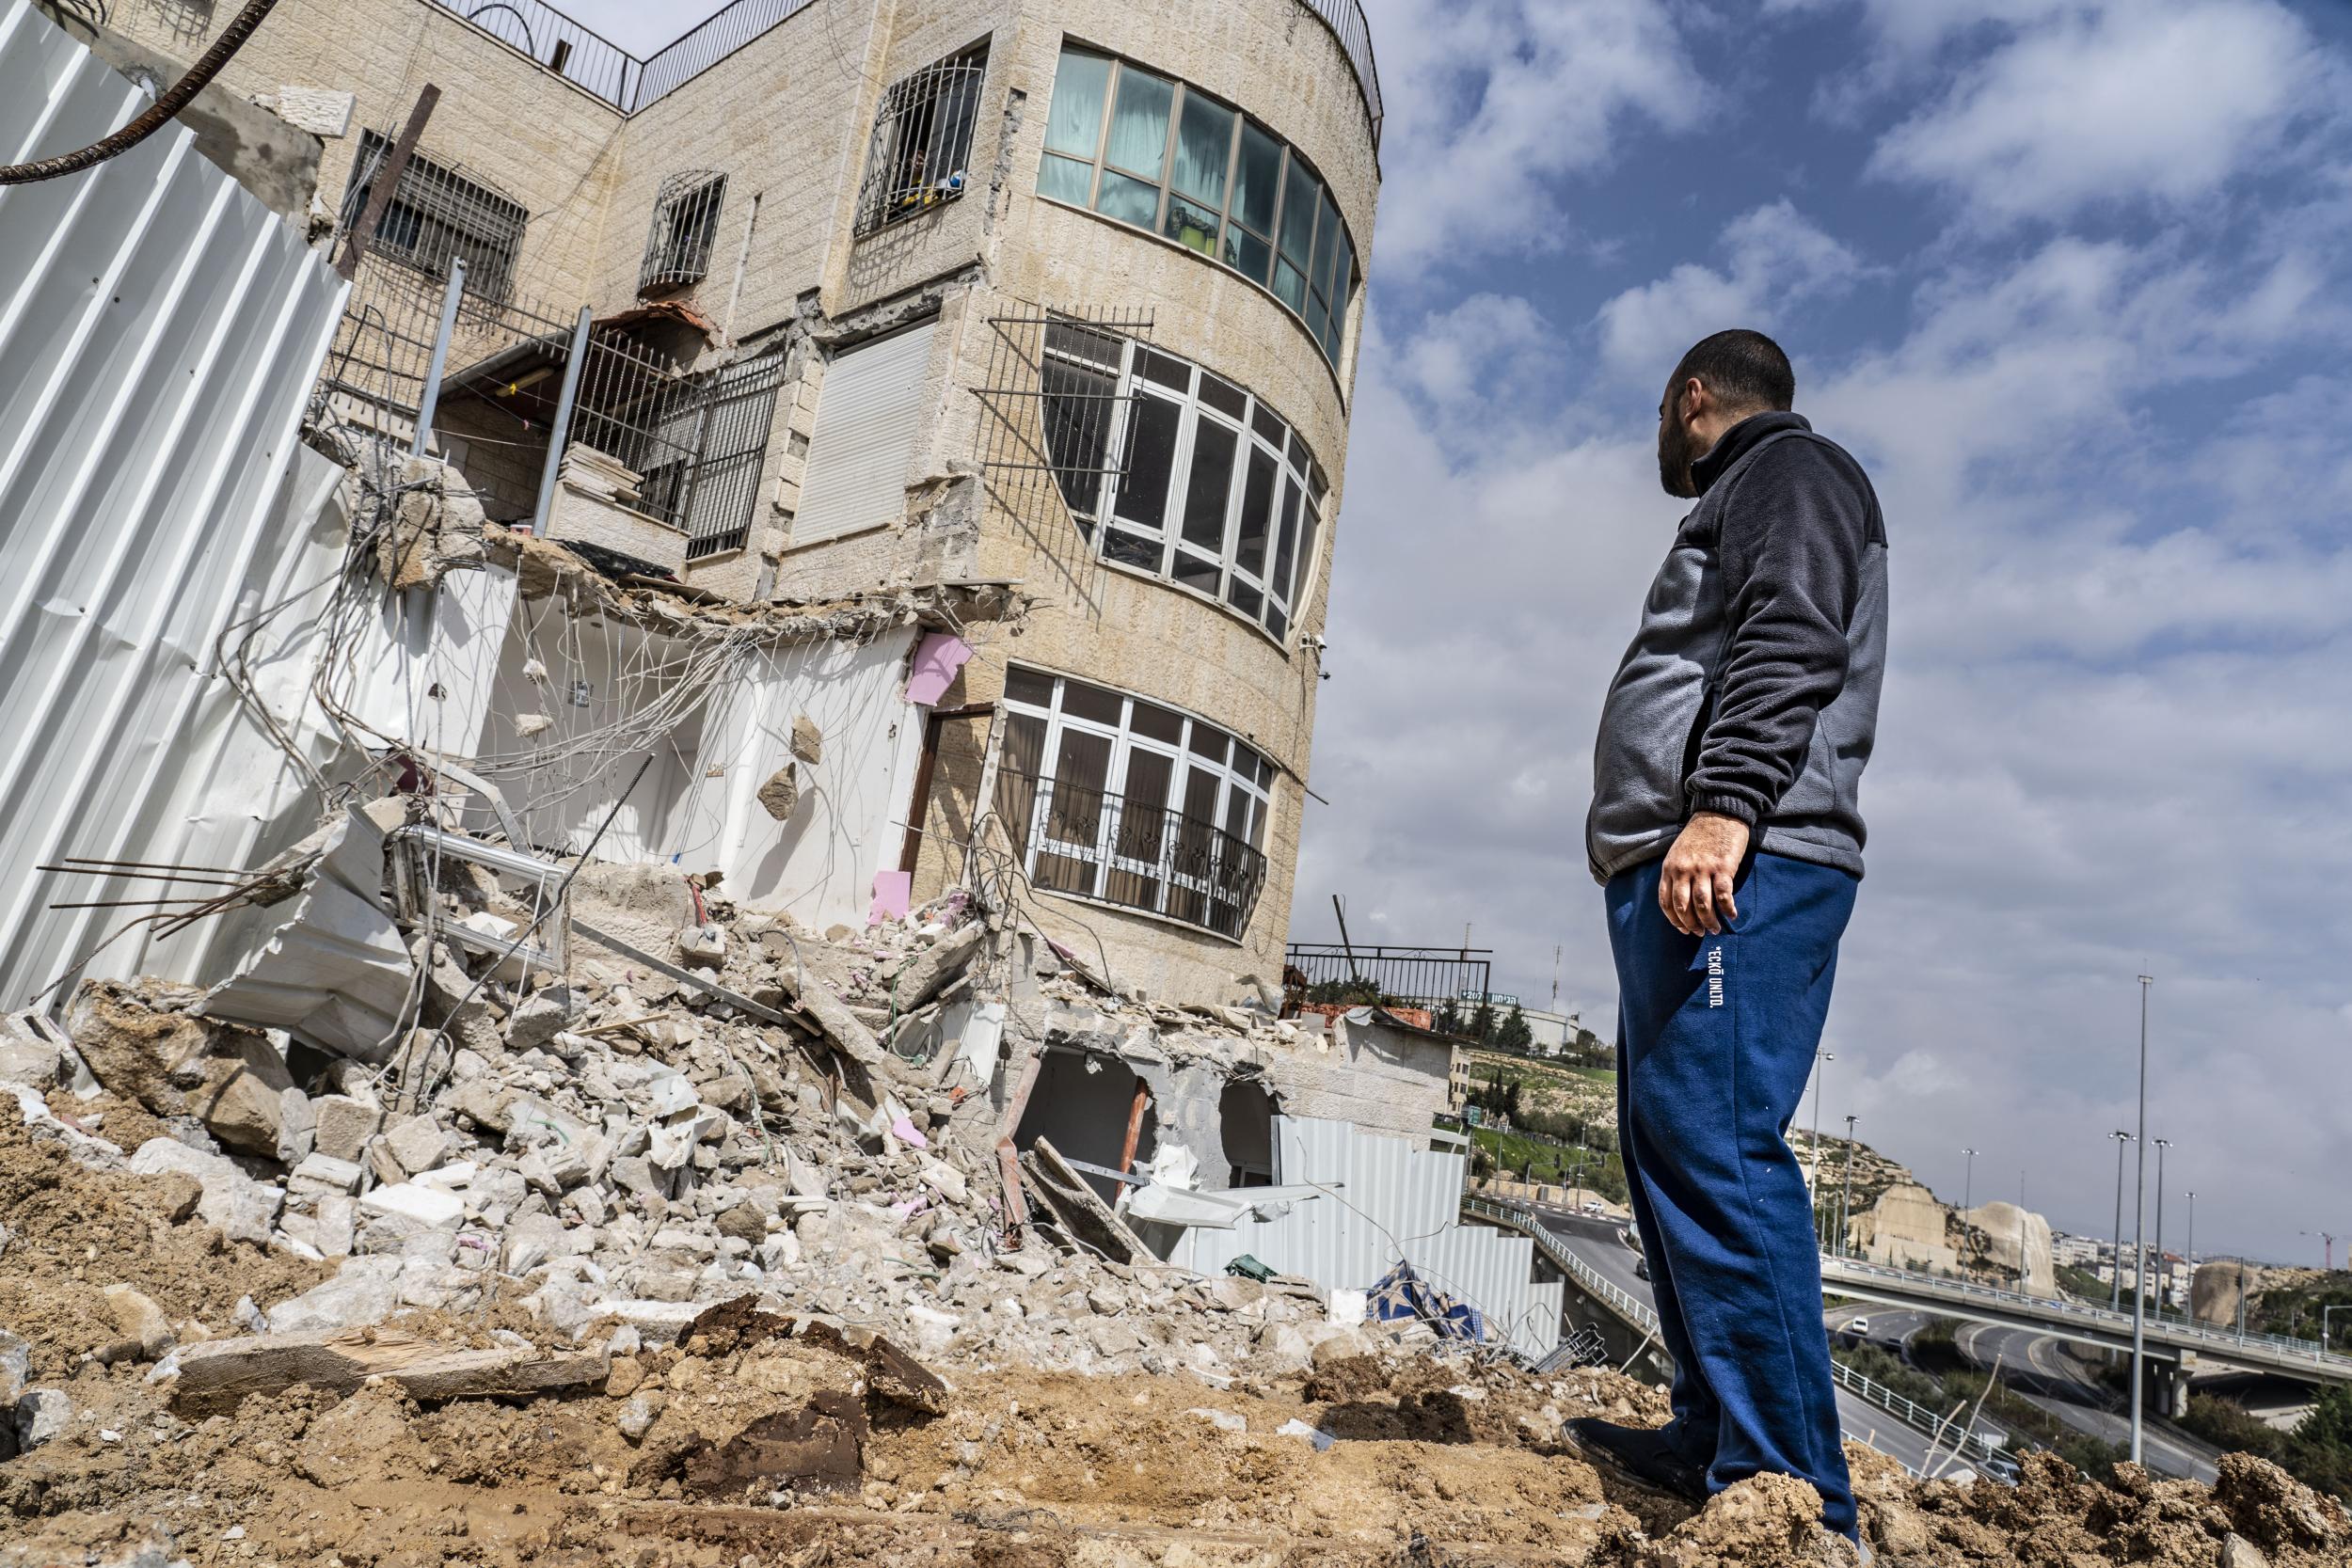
1565, 1418, 1710, 1503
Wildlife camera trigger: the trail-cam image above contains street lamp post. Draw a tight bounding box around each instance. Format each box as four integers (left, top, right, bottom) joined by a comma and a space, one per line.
2128, 973, 2153, 1468
1961, 1147, 1979, 1272
1810, 1052, 1835, 1244
2108, 1129, 2135, 1314
2018, 1172, 2029, 1291
2152, 1139, 2171, 1318
1839, 1114, 1861, 1259
2185, 1190, 2196, 1307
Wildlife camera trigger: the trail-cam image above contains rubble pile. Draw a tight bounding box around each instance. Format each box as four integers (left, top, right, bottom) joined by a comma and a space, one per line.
2, 848, 1362, 1391
2, 818, 2348, 1565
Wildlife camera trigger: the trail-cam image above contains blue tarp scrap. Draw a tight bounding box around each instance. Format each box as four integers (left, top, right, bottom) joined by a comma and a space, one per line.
1366, 1259, 1487, 1343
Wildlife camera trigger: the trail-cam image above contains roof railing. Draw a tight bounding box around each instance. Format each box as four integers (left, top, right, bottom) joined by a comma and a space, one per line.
421, 0, 1383, 146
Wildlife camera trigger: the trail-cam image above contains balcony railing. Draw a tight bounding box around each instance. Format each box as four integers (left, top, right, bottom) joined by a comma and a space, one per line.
1284, 943, 1494, 1021
424, 0, 1380, 147
997, 770, 1268, 942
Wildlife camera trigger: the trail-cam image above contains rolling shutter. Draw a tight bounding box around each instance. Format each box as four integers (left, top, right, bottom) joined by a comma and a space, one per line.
791, 321, 936, 546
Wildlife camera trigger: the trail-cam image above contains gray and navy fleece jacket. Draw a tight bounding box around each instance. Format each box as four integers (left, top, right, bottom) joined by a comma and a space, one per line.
1587, 411, 1887, 884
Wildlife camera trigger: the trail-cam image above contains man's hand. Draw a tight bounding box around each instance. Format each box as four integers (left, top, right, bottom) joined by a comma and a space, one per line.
1660, 812, 1750, 936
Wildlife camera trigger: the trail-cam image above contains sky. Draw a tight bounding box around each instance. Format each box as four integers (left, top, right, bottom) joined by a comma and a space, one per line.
571, 0, 2352, 1266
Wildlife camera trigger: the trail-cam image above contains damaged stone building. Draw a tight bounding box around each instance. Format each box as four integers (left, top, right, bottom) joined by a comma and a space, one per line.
1, 0, 1568, 1361
90, 0, 1378, 1009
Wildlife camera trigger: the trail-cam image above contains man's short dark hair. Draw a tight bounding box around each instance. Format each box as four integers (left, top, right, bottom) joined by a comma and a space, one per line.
1668, 329, 1795, 414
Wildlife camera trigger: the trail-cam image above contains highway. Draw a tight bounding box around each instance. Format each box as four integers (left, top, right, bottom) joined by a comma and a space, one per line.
1820, 1303, 2221, 1484
1532, 1211, 1976, 1479
1951, 1323, 2220, 1485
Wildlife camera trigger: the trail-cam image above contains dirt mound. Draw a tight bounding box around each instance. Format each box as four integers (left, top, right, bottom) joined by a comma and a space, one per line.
0, 1108, 326, 1380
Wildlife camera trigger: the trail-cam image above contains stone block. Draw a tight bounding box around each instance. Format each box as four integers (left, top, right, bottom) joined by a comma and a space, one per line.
312, 1095, 382, 1163
358, 1182, 465, 1229
384, 1115, 453, 1175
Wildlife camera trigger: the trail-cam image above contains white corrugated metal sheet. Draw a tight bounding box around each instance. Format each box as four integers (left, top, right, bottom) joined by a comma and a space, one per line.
1175, 1117, 1563, 1359
791, 322, 934, 546
0, 3, 351, 1008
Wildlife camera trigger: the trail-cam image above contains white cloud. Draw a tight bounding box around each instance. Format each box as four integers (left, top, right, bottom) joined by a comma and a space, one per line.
1359, 0, 1707, 277
1592, 200, 1865, 382
1864, 1, 2328, 222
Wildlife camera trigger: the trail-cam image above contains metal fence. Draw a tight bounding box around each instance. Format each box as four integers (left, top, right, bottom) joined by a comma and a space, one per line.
1284, 943, 1495, 1017
317, 256, 783, 557
422, 0, 1380, 148
995, 768, 1268, 941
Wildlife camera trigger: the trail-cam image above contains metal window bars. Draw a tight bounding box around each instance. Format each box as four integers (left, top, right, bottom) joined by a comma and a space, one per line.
340, 129, 529, 300
640, 170, 727, 295
313, 256, 784, 557
973, 304, 1153, 542
993, 768, 1269, 941
853, 43, 990, 238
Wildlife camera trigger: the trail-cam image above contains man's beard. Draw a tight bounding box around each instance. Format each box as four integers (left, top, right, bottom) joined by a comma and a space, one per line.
1658, 413, 1702, 499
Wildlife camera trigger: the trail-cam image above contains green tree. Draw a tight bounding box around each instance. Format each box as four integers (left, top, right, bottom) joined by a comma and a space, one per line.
1469, 999, 1497, 1042
1496, 1004, 1534, 1053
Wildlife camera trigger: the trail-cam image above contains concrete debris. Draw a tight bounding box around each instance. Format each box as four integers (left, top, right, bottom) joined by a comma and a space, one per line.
171, 1326, 608, 1414
754, 764, 801, 821
15, 817, 2346, 1565
790, 714, 823, 765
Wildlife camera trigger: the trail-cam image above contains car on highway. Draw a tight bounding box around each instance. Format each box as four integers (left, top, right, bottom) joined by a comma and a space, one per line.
1633, 1254, 1649, 1280
1845, 1316, 1870, 1335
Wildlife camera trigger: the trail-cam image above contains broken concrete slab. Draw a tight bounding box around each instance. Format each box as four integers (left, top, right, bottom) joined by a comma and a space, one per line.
127, 1138, 281, 1244
886, 922, 985, 1013
311, 1095, 381, 1162
102, 1285, 173, 1360
68, 983, 296, 1155
1019, 1137, 1152, 1268
755, 765, 800, 821
170, 1327, 607, 1414
196, 806, 416, 1061
357, 1182, 464, 1229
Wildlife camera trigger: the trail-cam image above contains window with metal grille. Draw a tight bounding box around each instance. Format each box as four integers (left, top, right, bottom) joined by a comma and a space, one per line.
993, 666, 1273, 942
1043, 330, 1327, 646
853, 41, 990, 238
340, 130, 529, 299
640, 170, 727, 294
1037, 45, 1359, 368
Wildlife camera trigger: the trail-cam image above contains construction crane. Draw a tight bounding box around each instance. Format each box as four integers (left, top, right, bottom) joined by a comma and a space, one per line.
2299, 1230, 2342, 1271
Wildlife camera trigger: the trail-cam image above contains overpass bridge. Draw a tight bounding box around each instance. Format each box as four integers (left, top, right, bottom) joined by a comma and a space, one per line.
1816, 1254, 2352, 1402
1465, 1196, 2010, 1476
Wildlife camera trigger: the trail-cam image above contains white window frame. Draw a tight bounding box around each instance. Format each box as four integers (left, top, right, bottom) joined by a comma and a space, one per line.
997, 668, 1274, 942
1042, 328, 1326, 647
1036, 45, 1358, 369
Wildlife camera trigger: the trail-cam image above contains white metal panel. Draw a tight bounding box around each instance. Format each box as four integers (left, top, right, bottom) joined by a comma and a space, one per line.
1177, 1116, 1559, 1357
0, 4, 351, 1008
791, 322, 935, 546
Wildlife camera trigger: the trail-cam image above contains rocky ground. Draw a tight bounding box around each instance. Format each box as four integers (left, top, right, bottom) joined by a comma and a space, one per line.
0, 846, 2345, 1566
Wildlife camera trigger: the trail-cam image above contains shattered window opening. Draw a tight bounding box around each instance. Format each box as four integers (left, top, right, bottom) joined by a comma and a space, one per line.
339, 130, 530, 301
853, 40, 990, 239
993, 667, 1270, 942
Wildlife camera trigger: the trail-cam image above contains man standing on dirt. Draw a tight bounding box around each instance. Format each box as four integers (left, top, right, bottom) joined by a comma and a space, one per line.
1573, 329, 1886, 1549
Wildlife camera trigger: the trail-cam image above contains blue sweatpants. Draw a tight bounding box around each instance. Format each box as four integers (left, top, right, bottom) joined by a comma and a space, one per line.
1606, 851, 1857, 1539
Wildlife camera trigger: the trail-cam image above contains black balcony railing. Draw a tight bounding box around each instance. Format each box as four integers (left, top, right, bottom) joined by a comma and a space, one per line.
996, 770, 1268, 941
1283, 943, 1495, 1022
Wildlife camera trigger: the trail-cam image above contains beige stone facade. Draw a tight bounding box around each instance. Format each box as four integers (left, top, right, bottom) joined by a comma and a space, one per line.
113, 0, 1379, 1006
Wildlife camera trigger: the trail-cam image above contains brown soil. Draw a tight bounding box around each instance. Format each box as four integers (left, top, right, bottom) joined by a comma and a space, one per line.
5, 1141, 2348, 1567
0, 1110, 328, 1381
